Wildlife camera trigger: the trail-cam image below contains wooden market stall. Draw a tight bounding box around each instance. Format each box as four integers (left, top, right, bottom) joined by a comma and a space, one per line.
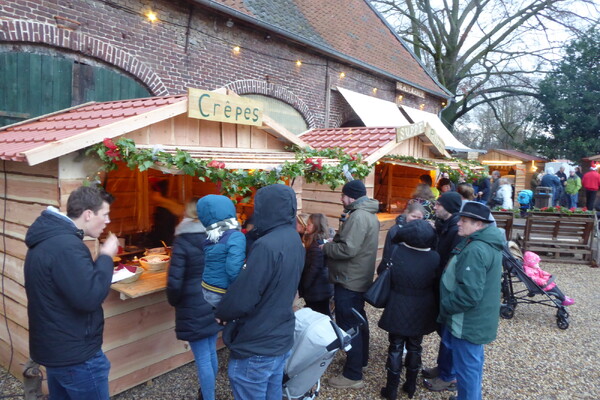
299, 121, 452, 264
479, 149, 546, 200
0, 88, 308, 395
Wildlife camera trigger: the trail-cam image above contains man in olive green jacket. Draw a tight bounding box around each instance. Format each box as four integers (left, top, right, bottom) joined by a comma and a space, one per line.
323, 180, 379, 389
438, 201, 503, 400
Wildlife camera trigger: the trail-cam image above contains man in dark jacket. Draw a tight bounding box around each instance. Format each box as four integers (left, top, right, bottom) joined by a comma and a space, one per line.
24, 186, 118, 399
323, 180, 380, 389
215, 184, 304, 399
423, 192, 463, 392
438, 202, 503, 400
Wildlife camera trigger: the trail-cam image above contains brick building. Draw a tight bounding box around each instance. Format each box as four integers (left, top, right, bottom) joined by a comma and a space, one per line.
0, 0, 451, 131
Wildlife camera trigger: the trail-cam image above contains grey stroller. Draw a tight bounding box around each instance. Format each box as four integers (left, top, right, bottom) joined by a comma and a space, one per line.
282, 307, 364, 399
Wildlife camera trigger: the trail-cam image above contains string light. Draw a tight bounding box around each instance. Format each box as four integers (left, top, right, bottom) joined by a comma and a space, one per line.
296, 60, 302, 66
397, 95, 403, 102
145, 11, 157, 22
441, 101, 446, 106
372, 88, 378, 94
419, 103, 425, 110
94, 1, 428, 100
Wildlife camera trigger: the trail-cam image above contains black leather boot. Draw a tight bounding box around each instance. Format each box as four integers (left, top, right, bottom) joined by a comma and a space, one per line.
402, 368, 419, 398
402, 349, 421, 399
380, 335, 403, 400
380, 370, 400, 400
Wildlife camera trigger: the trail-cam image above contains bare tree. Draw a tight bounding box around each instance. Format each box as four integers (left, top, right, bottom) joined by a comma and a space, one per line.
454, 93, 542, 150
371, 0, 599, 131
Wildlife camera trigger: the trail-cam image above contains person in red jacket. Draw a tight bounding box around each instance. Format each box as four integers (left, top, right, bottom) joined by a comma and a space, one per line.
581, 167, 600, 210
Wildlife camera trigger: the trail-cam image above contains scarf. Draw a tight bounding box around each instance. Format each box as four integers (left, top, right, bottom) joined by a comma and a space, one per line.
205, 217, 240, 243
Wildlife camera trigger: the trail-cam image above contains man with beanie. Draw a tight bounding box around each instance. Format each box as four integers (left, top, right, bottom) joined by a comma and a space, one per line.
323, 180, 380, 388
423, 191, 463, 393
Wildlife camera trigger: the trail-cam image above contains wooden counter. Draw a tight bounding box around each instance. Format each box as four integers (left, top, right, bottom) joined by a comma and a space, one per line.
111, 268, 168, 299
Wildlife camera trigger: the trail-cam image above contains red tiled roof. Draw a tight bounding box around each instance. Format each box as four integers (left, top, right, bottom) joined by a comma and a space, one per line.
300, 127, 397, 157
491, 149, 546, 162
0, 96, 186, 162
205, 0, 449, 97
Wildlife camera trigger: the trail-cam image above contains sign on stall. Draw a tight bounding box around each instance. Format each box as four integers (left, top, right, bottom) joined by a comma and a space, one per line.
188, 88, 263, 126
396, 121, 446, 156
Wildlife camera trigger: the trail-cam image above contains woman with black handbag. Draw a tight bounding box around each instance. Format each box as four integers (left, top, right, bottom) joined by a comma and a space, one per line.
378, 219, 441, 400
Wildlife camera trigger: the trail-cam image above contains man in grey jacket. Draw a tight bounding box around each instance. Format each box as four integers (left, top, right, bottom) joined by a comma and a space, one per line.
323, 180, 380, 388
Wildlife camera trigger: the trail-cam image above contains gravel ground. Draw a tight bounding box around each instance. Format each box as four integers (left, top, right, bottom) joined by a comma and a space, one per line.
2, 261, 599, 399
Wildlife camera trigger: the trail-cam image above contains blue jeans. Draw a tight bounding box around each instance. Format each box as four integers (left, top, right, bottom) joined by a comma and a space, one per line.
228, 350, 291, 400
334, 285, 369, 380
437, 325, 455, 382
444, 330, 484, 400
569, 194, 578, 208
45, 350, 110, 400
189, 334, 218, 400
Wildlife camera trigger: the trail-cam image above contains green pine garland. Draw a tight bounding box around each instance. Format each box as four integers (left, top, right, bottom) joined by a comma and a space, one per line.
87, 138, 372, 200
383, 155, 489, 184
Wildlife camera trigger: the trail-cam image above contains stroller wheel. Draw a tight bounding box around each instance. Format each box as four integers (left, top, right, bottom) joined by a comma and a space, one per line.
557, 317, 569, 330
500, 305, 514, 319
557, 308, 569, 319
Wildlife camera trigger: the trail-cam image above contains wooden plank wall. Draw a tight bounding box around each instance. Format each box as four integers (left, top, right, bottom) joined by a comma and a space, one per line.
126, 115, 287, 151
0, 160, 59, 382
373, 163, 424, 213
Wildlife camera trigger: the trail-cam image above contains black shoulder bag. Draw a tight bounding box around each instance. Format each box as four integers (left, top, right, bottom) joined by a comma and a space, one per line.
364, 246, 396, 308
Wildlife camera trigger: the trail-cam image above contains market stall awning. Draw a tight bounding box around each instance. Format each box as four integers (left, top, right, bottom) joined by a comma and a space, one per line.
399, 105, 479, 153
337, 87, 410, 127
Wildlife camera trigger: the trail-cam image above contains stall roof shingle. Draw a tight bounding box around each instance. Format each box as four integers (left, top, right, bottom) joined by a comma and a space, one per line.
300, 127, 397, 157
0, 96, 187, 162
203, 0, 450, 97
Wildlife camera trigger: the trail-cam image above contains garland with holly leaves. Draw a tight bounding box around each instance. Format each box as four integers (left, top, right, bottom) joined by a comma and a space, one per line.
87, 138, 372, 200
382, 155, 489, 184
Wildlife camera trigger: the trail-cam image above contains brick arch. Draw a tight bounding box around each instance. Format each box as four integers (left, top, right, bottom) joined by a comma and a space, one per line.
0, 19, 168, 96
224, 79, 316, 129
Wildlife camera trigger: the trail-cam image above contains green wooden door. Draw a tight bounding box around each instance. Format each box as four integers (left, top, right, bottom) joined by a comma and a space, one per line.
0, 52, 151, 127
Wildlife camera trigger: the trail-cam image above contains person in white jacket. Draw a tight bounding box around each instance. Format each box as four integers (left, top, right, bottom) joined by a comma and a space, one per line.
497, 178, 513, 209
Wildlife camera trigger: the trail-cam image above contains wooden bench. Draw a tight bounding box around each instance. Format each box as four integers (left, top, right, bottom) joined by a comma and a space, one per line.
516, 213, 596, 264
491, 211, 514, 241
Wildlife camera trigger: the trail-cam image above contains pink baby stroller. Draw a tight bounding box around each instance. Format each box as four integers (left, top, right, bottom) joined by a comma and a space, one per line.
500, 241, 571, 329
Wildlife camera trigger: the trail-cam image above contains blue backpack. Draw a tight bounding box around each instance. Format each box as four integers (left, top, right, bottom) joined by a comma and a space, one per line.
518, 190, 533, 205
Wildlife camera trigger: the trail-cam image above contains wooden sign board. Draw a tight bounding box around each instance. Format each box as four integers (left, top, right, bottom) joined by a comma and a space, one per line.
188, 88, 263, 126
396, 121, 446, 155
396, 121, 425, 142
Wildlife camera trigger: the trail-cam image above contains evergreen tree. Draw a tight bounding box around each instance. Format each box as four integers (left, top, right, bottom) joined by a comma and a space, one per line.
529, 30, 600, 161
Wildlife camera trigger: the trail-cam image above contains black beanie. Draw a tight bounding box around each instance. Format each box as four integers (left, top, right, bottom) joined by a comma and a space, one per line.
437, 192, 462, 214
342, 180, 367, 199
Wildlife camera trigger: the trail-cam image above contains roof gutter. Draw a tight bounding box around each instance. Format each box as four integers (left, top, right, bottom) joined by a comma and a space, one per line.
192, 0, 450, 99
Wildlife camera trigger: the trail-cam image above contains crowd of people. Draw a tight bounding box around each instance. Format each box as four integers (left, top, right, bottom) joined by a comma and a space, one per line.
26, 168, 582, 400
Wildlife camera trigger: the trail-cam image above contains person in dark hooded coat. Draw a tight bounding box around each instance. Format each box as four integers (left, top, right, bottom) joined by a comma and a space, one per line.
167, 200, 221, 400
378, 219, 441, 400
215, 184, 305, 400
